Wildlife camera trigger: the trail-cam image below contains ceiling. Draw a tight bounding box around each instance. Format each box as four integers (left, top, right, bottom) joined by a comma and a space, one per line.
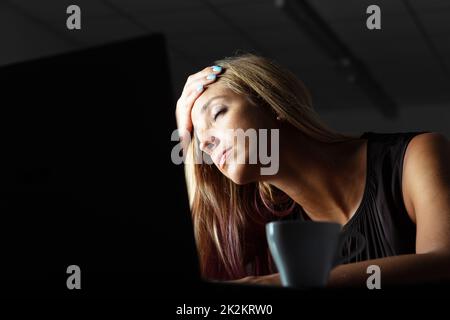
1, 0, 450, 115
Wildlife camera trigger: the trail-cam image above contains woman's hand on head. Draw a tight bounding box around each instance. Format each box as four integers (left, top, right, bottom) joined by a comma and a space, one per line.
175, 65, 223, 146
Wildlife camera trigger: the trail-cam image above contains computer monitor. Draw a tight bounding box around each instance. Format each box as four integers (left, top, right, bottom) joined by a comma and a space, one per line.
0, 34, 200, 298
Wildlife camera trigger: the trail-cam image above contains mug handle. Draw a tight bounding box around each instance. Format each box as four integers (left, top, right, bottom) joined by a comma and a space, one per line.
333, 231, 366, 266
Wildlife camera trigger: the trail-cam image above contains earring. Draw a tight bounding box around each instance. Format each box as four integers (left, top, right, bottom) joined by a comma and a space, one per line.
276, 115, 282, 121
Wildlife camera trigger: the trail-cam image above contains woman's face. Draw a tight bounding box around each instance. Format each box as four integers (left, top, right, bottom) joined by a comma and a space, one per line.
191, 82, 277, 184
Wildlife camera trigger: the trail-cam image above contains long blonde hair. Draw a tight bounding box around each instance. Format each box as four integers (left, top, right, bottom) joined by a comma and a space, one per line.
185, 54, 358, 280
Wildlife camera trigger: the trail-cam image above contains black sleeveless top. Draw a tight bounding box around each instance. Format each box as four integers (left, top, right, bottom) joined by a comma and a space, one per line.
292, 131, 428, 264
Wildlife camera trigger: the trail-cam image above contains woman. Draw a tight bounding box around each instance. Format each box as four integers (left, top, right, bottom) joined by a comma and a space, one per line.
175, 54, 450, 287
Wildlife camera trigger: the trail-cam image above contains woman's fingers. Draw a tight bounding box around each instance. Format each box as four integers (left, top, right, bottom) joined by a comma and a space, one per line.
184, 74, 218, 103
176, 65, 223, 143
225, 274, 281, 286
181, 65, 222, 97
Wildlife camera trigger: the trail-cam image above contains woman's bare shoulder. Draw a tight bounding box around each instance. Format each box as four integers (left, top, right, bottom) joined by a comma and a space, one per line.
402, 132, 450, 226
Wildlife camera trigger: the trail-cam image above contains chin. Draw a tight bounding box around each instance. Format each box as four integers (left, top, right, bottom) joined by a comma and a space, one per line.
224, 163, 259, 185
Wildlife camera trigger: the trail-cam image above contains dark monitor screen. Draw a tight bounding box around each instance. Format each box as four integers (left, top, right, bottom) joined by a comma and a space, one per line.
0, 34, 199, 298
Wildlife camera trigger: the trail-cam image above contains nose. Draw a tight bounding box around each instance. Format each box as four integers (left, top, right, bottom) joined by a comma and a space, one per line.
199, 135, 220, 154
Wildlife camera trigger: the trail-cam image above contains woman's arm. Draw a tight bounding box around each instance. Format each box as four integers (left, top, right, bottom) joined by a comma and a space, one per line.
328, 251, 450, 287
231, 250, 450, 287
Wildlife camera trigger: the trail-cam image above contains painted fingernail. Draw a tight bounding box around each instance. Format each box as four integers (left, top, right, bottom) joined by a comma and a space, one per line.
206, 74, 216, 80
212, 66, 222, 72
196, 84, 204, 92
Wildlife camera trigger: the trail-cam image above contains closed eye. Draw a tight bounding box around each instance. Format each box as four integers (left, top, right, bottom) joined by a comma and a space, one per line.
213, 108, 226, 121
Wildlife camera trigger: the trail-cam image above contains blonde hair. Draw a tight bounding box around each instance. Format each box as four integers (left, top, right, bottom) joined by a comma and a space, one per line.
185, 53, 358, 280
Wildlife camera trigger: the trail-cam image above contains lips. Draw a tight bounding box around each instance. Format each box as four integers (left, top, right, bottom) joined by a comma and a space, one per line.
216, 147, 232, 169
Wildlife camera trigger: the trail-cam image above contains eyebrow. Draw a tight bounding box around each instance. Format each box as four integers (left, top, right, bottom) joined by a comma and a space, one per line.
200, 95, 228, 114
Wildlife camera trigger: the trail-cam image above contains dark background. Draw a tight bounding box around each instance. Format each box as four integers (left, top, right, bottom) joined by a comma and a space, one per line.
0, 34, 201, 299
